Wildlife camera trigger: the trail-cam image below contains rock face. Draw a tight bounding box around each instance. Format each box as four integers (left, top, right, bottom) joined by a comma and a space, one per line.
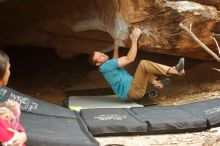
0, 0, 219, 59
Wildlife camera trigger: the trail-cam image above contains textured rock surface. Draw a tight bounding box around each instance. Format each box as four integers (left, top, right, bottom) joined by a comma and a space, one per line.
0, 0, 220, 59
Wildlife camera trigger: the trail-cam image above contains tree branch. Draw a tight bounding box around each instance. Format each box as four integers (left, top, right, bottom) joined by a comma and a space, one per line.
179, 23, 220, 62
210, 36, 220, 56
214, 34, 220, 37
213, 68, 220, 72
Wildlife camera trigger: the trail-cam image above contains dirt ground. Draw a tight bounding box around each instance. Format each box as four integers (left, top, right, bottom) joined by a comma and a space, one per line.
4, 47, 220, 146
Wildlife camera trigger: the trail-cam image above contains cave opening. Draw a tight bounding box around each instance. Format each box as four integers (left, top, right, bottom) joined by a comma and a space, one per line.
2, 46, 94, 105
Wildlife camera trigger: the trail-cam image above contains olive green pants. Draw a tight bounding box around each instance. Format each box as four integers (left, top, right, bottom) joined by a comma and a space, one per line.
127, 60, 171, 100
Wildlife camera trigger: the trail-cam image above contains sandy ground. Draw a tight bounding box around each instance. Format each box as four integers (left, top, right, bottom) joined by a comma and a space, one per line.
5, 48, 220, 146
96, 128, 220, 146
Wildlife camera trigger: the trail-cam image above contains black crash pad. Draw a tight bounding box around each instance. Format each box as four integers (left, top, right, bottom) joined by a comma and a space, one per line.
180, 98, 220, 128
0, 87, 75, 118
0, 87, 99, 146
80, 108, 148, 136
131, 105, 207, 134
21, 112, 98, 146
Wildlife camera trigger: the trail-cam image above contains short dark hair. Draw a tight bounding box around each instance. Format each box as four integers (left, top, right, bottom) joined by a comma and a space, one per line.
0, 50, 9, 79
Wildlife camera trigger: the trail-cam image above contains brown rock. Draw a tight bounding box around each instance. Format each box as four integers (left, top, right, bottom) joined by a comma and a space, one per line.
0, 0, 219, 59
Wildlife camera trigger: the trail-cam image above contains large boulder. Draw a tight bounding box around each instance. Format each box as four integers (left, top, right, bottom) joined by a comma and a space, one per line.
0, 0, 219, 59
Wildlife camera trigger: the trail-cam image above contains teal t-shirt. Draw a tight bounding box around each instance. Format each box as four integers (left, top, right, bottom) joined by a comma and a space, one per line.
99, 59, 133, 101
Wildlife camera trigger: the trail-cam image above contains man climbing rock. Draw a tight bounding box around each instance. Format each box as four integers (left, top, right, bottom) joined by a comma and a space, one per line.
89, 27, 185, 101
